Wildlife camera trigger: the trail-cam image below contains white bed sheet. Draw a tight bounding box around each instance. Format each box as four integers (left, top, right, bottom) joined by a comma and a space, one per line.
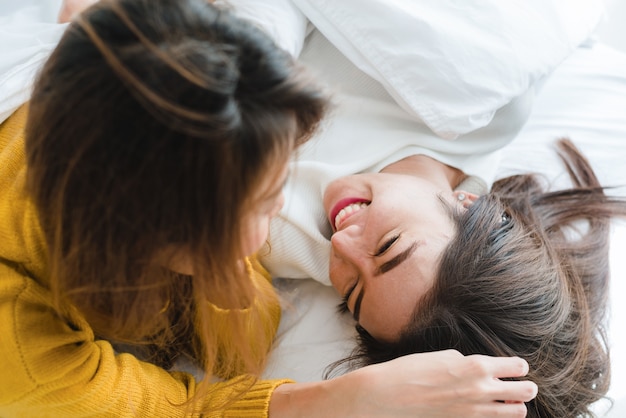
263, 41, 626, 417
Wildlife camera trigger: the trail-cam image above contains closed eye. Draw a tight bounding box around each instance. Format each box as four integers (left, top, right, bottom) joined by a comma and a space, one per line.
336, 280, 358, 314
375, 235, 399, 256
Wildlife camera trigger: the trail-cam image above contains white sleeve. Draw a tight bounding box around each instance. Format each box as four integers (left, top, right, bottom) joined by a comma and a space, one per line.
218, 0, 309, 57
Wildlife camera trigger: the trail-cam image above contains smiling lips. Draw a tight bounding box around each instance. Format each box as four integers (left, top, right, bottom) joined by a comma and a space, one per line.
329, 198, 370, 232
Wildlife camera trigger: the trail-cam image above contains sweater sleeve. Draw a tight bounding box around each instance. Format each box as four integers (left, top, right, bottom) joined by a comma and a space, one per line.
0, 265, 292, 417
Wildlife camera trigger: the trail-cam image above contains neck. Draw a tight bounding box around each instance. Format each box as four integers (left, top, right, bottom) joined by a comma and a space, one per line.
379, 154, 466, 191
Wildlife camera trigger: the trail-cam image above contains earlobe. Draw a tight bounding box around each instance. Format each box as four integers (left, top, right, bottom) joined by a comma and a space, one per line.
453, 190, 479, 209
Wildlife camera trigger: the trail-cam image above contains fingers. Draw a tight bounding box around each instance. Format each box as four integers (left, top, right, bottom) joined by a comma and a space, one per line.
468, 354, 529, 378
492, 379, 538, 404
461, 355, 538, 403
352, 350, 537, 417
475, 402, 529, 418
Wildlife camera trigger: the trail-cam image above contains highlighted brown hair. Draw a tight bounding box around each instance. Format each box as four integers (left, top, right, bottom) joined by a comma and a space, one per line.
25, 0, 326, 410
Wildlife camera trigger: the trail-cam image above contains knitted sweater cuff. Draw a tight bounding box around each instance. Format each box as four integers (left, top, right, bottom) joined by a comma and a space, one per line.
222, 379, 294, 418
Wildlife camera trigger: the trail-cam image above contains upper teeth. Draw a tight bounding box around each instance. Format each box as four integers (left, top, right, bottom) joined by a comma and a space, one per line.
334, 202, 369, 230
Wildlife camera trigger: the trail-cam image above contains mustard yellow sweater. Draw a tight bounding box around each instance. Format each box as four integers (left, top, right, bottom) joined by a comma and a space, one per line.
0, 107, 291, 417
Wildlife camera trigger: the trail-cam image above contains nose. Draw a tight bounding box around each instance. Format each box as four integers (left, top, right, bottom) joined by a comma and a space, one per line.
330, 224, 366, 267
329, 224, 370, 293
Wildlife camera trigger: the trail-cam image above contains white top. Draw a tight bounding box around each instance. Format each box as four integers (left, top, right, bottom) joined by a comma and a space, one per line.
260, 30, 536, 285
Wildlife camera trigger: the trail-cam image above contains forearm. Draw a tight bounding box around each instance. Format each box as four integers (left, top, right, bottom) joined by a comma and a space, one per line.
0, 269, 286, 417
58, 0, 99, 23
268, 351, 538, 418
269, 378, 349, 418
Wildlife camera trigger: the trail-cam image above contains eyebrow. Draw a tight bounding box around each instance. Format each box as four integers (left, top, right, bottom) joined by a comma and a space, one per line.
351, 241, 419, 322
375, 241, 419, 276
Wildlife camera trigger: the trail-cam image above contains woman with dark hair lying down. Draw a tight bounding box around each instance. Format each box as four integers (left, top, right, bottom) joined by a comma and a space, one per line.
323, 139, 625, 417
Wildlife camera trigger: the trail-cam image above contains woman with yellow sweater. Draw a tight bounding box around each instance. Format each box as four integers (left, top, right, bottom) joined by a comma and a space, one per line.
0, 0, 538, 416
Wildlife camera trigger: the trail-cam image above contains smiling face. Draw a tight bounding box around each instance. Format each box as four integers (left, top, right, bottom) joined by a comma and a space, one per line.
323, 167, 464, 342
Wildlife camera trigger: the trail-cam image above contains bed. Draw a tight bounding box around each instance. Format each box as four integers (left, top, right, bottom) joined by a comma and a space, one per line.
2, 1, 625, 416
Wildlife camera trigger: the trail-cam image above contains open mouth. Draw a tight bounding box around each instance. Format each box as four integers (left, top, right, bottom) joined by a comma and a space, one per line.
330, 198, 370, 231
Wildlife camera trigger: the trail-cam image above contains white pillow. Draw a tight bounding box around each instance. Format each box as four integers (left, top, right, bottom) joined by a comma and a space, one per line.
291, 0, 605, 139
220, 0, 309, 57
0, 2, 66, 124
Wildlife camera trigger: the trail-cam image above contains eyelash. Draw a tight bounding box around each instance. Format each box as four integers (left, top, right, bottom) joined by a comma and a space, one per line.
376, 235, 399, 256
337, 235, 400, 314
337, 299, 350, 314
337, 279, 358, 314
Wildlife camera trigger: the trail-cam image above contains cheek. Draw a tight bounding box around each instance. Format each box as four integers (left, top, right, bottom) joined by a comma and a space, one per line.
327, 251, 348, 293
241, 217, 270, 257
270, 193, 285, 217
362, 281, 420, 341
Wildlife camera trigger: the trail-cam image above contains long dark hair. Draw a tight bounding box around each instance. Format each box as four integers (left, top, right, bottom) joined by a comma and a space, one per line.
25, 0, 326, 408
334, 139, 625, 417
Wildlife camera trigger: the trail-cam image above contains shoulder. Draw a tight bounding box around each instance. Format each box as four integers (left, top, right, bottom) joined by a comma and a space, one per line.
246, 254, 272, 283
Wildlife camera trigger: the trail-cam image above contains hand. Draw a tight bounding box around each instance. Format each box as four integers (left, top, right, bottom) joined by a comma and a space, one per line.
270, 350, 537, 417
339, 350, 536, 417
58, 0, 99, 23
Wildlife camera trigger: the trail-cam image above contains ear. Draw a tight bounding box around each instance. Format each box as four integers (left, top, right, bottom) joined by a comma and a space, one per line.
452, 190, 479, 209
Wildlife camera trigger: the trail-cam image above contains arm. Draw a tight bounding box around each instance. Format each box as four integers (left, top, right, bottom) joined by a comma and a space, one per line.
0, 264, 291, 417
270, 350, 537, 418
58, 0, 99, 23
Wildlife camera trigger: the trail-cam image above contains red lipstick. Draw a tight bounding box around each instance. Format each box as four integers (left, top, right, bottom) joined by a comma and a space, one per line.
328, 197, 370, 232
